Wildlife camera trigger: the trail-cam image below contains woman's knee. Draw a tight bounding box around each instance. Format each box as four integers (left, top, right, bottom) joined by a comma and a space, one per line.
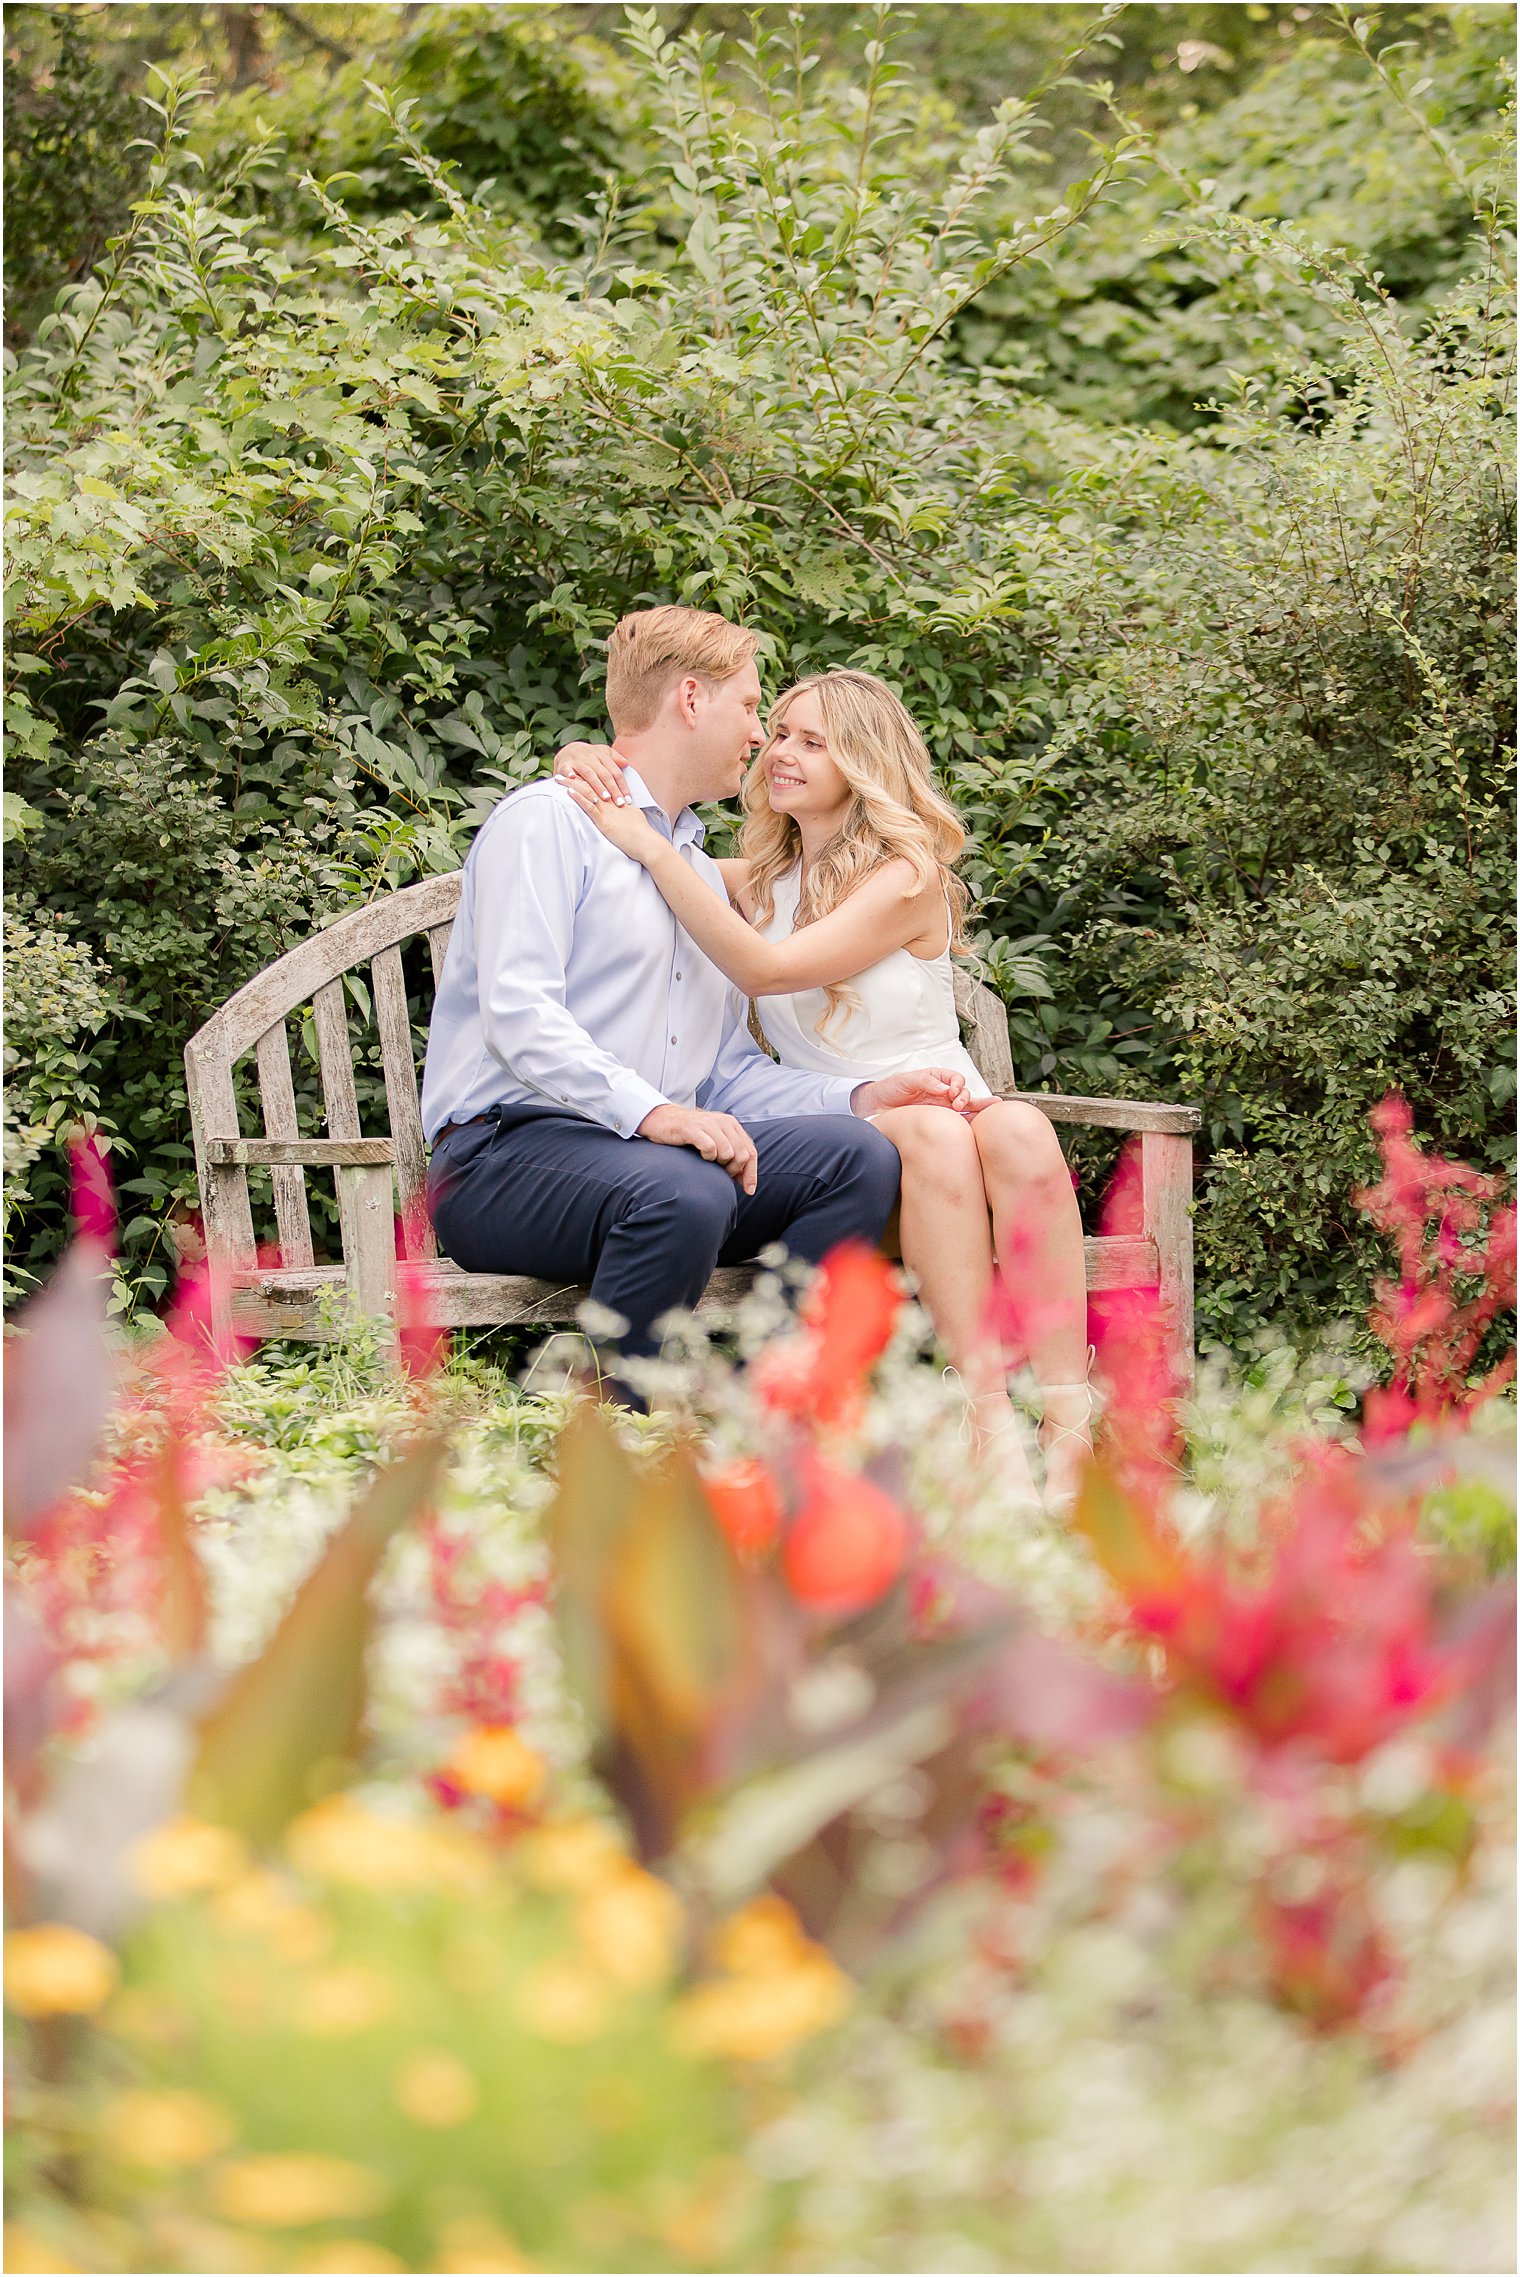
882, 1105, 984, 1204
972, 1101, 1069, 1189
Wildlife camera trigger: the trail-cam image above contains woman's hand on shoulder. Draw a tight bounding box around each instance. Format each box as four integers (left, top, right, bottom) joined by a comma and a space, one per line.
559, 774, 665, 865
552, 740, 630, 806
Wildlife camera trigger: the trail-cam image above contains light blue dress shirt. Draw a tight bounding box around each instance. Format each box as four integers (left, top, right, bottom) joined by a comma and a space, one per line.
419, 771, 861, 1144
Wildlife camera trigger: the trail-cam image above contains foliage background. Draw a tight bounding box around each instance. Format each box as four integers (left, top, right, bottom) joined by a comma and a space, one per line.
4, 0, 1514, 1346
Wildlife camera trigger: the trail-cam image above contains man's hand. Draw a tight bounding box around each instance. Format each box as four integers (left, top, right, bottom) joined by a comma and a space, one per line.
851, 1067, 991, 1119
637, 1104, 759, 1194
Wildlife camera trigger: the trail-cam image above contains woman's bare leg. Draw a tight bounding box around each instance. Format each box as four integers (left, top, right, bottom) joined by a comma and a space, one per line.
970, 1102, 1093, 1501
871, 1104, 1037, 1495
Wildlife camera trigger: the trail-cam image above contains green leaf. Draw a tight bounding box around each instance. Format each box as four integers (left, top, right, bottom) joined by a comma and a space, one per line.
186, 1435, 447, 1848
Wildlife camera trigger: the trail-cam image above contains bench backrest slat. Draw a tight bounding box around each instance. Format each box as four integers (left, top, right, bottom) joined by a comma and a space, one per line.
372, 942, 435, 1256
255, 1019, 315, 1269
427, 921, 454, 989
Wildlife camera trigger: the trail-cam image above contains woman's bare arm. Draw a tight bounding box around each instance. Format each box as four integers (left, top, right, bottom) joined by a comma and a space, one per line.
714, 856, 757, 918
558, 782, 938, 992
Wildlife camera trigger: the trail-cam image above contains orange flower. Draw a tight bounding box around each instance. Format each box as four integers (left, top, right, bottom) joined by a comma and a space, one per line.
782, 1460, 908, 1617
754, 1241, 900, 1428
4, 1924, 117, 2018
702, 1460, 783, 1558
439, 1726, 548, 1811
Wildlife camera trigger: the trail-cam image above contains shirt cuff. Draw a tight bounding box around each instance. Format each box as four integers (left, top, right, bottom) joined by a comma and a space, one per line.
603, 1071, 670, 1139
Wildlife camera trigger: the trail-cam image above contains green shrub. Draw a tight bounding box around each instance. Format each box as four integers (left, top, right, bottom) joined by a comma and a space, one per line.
4, 10, 1512, 1349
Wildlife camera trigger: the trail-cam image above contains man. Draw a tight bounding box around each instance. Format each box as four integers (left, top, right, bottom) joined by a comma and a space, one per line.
421, 605, 978, 1391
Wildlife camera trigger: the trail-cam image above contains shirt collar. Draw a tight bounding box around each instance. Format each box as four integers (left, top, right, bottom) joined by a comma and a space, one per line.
620, 765, 706, 851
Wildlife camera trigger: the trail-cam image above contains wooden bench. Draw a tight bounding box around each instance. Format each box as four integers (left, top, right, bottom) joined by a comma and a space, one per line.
185, 872, 1201, 1376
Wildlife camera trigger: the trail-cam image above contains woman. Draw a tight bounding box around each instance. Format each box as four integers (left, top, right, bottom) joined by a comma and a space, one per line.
553, 667, 1093, 1507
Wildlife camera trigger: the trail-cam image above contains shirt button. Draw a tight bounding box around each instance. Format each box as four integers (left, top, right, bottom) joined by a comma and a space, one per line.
675, 969, 682, 980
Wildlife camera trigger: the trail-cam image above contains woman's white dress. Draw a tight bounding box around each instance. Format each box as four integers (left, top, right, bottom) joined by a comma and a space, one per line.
752, 863, 991, 1099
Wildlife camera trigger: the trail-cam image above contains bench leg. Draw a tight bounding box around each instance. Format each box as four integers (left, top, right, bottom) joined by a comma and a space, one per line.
1141, 1132, 1194, 1392
336, 1163, 398, 1363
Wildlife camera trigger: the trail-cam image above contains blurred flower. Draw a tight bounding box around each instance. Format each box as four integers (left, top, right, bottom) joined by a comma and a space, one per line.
434, 2216, 536, 2273
753, 1241, 901, 1428
102, 2088, 235, 2169
513, 1957, 613, 2043
1257, 1868, 1395, 2030
4, 1923, 118, 2017
2, 2222, 83, 2274
674, 1896, 851, 2061
287, 2244, 404, 2275
782, 1459, 908, 1617
211, 2153, 388, 2227
213, 1872, 331, 1964
1358, 1095, 1516, 1429
672, 1950, 851, 2062
286, 1797, 487, 1891
439, 1725, 547, 1812
576, 1865, 683, 1988
131, 1817, 251, 1899
393, 2049, 479, 2128
517, 1815, 627, 1893
395, 1256, 448, 1383
702, 1459, 783, 1558
295, 1967, 396, 2038
712, 1893, 810, 1977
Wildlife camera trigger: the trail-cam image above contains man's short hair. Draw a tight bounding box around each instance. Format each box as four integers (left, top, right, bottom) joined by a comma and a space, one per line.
604, 606, 758, 734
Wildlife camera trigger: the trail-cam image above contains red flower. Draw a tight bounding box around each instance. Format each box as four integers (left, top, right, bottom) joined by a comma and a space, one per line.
753, 1241, 901, 1428
702, 1459, 783, 1558
1256, 1868, 1394, 2030
781, 1457, 908, 1618
1357, 1094, 1515, 1428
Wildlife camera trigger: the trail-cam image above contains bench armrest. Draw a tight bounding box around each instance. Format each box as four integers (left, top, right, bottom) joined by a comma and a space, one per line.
998, 1090, 1201, 1136
204, 1138, 397, 1168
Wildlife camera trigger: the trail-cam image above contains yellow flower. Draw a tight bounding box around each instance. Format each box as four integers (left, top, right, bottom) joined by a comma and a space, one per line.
104, 2088, 236, 2169
2, 2222, 82, 2273
285, 2244, 404, 2274
712, 1894, 810, 1977
513, 1957, 612, 2044
106, 1985, 189, 2049
131, 1817, 250, 1899
434, 2216, 536, 2273
441, 1726, 548, 1811
4, 1924, 118, 2018
393, 2050, 479, 2129
212, 2154, 388, 2228
671, 1950, 851, 2063
295, 1967, 395, 2038
286, 1798, 486, 1892
516, 1816, 625, 1894
576, 1866, 683, 1989
214, 1872, 333, 1965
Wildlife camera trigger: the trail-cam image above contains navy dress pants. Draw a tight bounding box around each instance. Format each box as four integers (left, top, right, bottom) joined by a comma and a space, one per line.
428, 1104, 901, 1382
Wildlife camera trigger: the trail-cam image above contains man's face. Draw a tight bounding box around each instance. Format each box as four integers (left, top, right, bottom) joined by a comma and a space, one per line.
688, 660, 765, 801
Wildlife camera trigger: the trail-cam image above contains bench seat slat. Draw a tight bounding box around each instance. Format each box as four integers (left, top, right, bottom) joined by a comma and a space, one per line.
225, 1237, 1160, 1340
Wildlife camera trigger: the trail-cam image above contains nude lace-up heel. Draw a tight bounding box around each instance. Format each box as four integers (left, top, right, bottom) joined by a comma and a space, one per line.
1037, 1348, 1100, 1518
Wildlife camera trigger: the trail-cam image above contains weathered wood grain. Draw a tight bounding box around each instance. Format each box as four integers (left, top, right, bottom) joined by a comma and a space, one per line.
372, 941, 434, 1257
206, 1138, 396, 1168
1142, 1129, 1195, 1385
999, 1089, 1202, 1136
254, 1020, 314, 1269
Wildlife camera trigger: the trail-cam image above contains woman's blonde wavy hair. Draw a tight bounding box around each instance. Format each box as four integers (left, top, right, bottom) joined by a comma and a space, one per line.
741, 668, 970, 1035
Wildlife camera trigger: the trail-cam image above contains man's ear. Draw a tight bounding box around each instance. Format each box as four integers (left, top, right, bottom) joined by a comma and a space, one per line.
674, 674, 704, 729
